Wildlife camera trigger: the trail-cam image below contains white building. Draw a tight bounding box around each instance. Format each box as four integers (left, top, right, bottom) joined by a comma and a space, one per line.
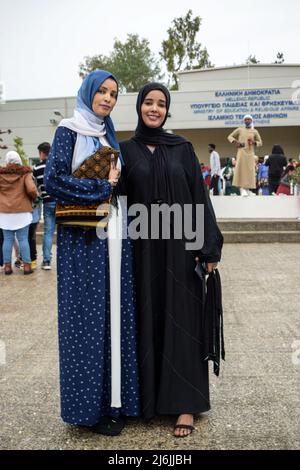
1, 64, 300, 165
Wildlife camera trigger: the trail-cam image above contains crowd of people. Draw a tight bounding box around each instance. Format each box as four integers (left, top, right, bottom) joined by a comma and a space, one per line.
200, 114, 300, 197
202, 140, 300, 198
0, 142, 56, 274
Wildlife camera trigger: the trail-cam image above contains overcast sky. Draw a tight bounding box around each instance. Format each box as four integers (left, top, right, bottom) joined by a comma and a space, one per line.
0, 0, 299, 100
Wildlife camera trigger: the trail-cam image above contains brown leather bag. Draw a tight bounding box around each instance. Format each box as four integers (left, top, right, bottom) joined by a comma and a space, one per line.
55, 146, 119, 228
73, 146, 119, 179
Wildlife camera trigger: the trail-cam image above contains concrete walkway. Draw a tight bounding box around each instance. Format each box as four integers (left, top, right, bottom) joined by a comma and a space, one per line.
1, 243, 300, 450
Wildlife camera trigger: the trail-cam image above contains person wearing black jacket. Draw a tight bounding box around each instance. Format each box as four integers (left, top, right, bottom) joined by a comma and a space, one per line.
265, 145, 287, 195
33, 142, 56, 269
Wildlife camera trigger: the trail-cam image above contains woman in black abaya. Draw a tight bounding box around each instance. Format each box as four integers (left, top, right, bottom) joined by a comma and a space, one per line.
120, 83, 223, 437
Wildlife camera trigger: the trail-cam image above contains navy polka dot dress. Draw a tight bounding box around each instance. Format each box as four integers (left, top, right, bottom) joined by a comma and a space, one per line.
45, 127, 140, 425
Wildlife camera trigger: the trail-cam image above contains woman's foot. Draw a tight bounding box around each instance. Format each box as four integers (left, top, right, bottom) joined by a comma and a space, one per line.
4, 263, 13, 275
90, 416, 125, 436
174, 414, 194, 438
23, 262, 33, 275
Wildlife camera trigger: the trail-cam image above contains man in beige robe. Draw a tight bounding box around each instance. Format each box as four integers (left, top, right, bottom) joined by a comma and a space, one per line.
228, 115, 262, 196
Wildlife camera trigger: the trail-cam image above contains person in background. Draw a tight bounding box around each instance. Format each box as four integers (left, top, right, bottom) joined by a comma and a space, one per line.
257, 156, 269, 195
15, 178, 42, 271
28, 188, 42, 270
264, 145, 287, 195
201, 162, 211, 190
227, 115, 263, 196
289, 158, 296, 165
33, 142, 56, 270
0, 151, 37, 275
222, 157, 240, 195
285, 158, 297, 173
0, 229, 3, 272
276, 166, 295, 195
208, 144, 221, 195
14, 241, 22, 268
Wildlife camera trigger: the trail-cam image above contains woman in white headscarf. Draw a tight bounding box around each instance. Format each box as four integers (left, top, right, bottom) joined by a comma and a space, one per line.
0, 151, 38, 274
227, 115, 263, 196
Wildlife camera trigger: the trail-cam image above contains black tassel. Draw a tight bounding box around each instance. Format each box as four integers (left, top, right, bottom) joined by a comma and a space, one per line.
203, 268, 225, 376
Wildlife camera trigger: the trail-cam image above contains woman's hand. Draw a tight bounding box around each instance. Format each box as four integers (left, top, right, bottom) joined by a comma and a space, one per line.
108, 154, 120, 187
195, 257, 218, 273
206, 262, 218, 273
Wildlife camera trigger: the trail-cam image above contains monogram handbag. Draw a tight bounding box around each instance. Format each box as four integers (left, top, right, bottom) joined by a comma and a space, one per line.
55, 146, 119, 228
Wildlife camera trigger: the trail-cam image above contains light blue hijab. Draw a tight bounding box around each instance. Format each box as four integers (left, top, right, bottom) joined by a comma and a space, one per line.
59, 70, 123, 170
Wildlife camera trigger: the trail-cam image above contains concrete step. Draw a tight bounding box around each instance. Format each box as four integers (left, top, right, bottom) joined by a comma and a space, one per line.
223, 230, 300, 243
36, 219, 300, 244
219, 218, 300, 242
218, 219, 300, 232
36, 230, 300, 244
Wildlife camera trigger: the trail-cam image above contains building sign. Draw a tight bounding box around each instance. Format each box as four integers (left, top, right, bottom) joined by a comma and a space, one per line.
189, 88, 300, 127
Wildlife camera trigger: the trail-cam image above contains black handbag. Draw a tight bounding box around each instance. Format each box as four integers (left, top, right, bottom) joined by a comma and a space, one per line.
203, 269, 225, 376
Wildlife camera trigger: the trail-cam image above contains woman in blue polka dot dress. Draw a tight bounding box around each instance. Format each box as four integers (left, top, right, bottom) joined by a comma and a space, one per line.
44, 70, 140, 435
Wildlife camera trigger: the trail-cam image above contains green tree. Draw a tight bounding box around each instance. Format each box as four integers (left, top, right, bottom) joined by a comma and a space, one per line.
79, 34, 162, 93
14, 136, 28, 165
79, 55, 114, 80
160, 10, 213, 90
274, 52, 284, 64
246, 55, 260, 64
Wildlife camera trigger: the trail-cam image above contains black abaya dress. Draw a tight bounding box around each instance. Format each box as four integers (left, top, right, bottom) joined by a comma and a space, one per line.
120, 139, 223, 420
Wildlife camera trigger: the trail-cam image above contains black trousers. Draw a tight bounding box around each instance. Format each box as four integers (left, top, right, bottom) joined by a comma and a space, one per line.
268, 182, 279, 195
210, 175, 220, 195
0, 229, 3, 266
28, 223, 38, 261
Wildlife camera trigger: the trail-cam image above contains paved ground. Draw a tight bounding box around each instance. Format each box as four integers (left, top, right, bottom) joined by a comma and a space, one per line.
1, 243, 300, 450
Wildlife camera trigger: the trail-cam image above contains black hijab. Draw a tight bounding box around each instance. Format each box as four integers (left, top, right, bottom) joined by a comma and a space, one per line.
133, 82, 187, 202
133, 82, 186, 146
271, 144, 285, 156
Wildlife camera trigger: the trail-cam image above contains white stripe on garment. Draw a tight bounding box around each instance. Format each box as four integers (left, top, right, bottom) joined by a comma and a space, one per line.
98, 135, 123, 409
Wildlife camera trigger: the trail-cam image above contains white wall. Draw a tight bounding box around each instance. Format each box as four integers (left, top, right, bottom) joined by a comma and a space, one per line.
178, 64, 300, 91
211, 195, 300, 219
1, 65, 300, 163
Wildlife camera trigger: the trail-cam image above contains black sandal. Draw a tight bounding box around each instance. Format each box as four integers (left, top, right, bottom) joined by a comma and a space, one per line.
174, 424, 195, 438
90, 416, 125, 436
